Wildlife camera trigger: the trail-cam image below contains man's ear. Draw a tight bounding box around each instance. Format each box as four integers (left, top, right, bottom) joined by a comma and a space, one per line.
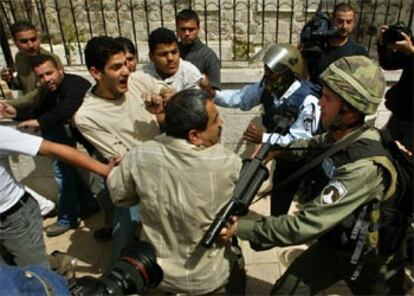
149, 52, 154, 63
188, 129, 202, 146
57, 66, 64, 76
89, 67, 102, 81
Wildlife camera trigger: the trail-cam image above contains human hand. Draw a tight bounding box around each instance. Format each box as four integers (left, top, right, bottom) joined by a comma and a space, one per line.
377, 25, 389, 46
159, 87, 176, 100
393, 32, 414, 54
143, 93, 165, 115
219, 216, 238, 243
395, 141, 413, 157
18, 119, 40, 131
243, 123, 264, 144
199, 75, 216, 98
109, 155, 123, 167
1, 67, 13, 83
0, 102, 17, 119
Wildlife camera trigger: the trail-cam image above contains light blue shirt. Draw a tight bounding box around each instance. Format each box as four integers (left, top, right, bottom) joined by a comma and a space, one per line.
215, 79, 321, 145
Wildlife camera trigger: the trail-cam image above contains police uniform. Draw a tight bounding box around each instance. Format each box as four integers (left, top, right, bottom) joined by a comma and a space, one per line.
215, 44, 321, 217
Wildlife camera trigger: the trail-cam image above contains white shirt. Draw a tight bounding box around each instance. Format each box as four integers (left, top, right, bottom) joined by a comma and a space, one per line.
142, 59, 203, 91
0, 126, 42, 213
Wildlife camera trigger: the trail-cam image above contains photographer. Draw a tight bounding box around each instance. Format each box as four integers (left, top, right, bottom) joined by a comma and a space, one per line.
305, 3, 367, 84
221, 56, 408, 294
377, 24, 413, 152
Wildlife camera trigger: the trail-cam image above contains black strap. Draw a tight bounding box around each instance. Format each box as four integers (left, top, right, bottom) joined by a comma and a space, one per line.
259, 125, 370, 198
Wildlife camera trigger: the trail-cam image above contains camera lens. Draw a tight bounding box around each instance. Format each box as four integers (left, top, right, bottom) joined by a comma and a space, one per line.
70, 240, 163, 295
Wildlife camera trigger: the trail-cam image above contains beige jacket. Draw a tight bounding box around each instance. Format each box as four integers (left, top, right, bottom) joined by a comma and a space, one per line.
107, 134, 242, 294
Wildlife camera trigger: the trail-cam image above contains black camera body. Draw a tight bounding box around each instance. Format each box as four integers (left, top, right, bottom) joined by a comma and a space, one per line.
300, 11, 339, 53
69, 240, 163, 296
382, 22, 412, 45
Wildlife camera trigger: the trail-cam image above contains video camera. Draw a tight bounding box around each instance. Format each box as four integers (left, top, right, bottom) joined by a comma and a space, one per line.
382, 21, 412, 46
300, 11, 339, 54
69, 240, 163, 295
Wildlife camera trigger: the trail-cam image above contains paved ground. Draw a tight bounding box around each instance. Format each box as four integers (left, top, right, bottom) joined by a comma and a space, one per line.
42, 195, 353, 295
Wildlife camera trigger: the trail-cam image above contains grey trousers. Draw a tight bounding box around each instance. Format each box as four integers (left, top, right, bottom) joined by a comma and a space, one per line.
0, 194, 50, 268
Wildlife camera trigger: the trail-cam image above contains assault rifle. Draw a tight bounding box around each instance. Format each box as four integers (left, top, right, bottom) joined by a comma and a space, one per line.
201, 103, 300, 248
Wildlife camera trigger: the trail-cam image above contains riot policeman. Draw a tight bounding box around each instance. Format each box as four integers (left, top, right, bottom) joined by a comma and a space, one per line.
201, 43, 321, 217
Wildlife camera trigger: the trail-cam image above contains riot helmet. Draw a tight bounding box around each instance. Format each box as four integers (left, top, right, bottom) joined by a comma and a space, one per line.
262, 43, 306, 79
262, 44, 305, 97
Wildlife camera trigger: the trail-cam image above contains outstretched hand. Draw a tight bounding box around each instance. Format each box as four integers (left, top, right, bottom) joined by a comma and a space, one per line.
0, 102, 17, 119
394, 32, 414, 54
199, 75, 216, 98
142, 93, 165, 115
243, 123, 264, 144
18, 119, 40, 132
159, 87, 176, 100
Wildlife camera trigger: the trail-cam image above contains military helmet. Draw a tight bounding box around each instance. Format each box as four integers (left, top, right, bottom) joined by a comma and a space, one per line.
320, 56, 385, 115
262, 43, 305, 79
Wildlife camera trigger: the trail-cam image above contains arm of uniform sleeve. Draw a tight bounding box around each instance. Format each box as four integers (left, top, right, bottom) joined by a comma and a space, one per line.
106, 151, 139, 207
37, 80, 91, 131
262, 95, 321, 145
74, 118, 128, 160
236, 158, 387, 246
206, 53, 221, 90
214, 83, 262, 110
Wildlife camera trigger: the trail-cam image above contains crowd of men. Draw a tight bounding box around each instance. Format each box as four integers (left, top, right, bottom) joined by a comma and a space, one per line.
0, 3, 412, 295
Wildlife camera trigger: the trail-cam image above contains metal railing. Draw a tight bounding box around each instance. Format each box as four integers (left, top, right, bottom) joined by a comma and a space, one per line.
0, 0, 413, 67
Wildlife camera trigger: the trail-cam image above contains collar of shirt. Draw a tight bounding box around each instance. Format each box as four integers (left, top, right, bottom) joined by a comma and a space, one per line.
179, 38, 204, 53
143, 59, 184, 86
156, 133, 208, 152
271, 79, 301, 105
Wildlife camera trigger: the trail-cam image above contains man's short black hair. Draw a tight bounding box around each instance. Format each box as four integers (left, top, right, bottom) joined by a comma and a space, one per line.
176, 9, 200, 26
165, 89, 211, 140
84, 36, 125, 71
148, 27, 178, 54
332, 2, 354, 18
10, 21, 37, 38
31, 54, 59, 69
115, 36, 137, 56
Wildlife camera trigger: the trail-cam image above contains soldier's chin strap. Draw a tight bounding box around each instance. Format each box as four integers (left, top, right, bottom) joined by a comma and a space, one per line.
329, 106, 365, 132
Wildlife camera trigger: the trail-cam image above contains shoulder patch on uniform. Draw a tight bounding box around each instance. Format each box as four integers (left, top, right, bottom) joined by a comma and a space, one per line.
320, 180, 348, 205
322, 157, 336, 178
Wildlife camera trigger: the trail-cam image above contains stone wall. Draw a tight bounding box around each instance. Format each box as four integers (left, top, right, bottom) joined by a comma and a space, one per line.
1, 0, 412, 65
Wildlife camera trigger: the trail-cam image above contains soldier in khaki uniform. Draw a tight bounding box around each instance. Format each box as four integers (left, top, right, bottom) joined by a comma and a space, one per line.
222, 56, 408, 294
